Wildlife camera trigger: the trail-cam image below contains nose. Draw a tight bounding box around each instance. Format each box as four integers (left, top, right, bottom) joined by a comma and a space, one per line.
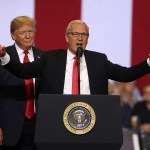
25, 32, 30, 38
77, 34, 82, 41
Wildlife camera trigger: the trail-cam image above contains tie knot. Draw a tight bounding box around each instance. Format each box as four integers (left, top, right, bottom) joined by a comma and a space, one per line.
74, 56, 78, 61
23, 51, 29, 63
24, 51, 28, 56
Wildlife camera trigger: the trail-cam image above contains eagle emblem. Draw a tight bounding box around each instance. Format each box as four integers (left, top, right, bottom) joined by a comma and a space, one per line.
73, 110, 87, 127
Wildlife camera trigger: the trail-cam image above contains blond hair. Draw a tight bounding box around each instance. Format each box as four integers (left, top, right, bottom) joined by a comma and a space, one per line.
10, 16, 36, 33
66, 20, 89, 34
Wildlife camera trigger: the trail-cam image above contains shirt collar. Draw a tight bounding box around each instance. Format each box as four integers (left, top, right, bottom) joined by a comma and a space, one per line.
67, 49, 84, 62
15, 43, 33, 56
67, 49, 75, 61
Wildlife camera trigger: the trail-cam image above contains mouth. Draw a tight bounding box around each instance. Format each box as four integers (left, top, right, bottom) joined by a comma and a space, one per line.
25, 40, 33, 44
76, 43, 82, 47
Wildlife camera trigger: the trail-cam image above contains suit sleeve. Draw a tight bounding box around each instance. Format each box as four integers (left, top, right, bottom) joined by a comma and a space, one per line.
3, 52, 47, 79
107, 57, 150, 82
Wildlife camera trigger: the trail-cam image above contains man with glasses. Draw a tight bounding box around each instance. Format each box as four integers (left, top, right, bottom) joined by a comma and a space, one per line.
0, 16, 43, 150
0, 19, 150, 96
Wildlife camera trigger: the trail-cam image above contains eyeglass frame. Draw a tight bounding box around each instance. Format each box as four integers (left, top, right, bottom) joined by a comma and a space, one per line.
67, 32, 89, 38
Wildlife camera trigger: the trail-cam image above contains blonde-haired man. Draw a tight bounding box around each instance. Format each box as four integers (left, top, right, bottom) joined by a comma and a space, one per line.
0, 16, 43, 150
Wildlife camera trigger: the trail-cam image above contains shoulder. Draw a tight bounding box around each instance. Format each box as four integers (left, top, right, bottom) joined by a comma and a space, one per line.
5, 45, 15, 53
32, 47, 45, 55
135, 100, 145, 106
85, 49, 107, 57
133, 101, 146, 111
84, 50, 108, 61
132, 101, 146, 115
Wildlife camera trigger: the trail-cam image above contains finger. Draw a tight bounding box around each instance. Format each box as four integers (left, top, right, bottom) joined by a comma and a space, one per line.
0, 45, 6, 57
0, 45, 5, 50
1, 46, 5, 51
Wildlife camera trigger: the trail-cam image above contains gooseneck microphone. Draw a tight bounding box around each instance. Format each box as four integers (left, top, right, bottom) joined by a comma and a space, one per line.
76, 46, 83, 58
76, 47, 84, 95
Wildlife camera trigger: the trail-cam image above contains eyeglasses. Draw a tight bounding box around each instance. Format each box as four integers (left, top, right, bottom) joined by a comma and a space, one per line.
68, 32, 89, 38
17, 30, 35, 36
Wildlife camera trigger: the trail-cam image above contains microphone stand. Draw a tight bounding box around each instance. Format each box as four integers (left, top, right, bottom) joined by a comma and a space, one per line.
76, 47, 83, 95
77, 53, 81, 95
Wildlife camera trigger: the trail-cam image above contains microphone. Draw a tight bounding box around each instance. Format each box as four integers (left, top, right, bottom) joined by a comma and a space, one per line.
76, 47, 83, 58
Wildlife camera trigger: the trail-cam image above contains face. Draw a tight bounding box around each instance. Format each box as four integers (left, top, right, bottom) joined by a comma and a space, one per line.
143, 86, 150, 102
11, 25, 35, 51
124, 81, 135, 93
65, 23, 89, 54
110, 86, 122, 96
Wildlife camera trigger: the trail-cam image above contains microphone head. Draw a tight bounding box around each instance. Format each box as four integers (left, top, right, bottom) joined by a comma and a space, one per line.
76, 47, 83, 57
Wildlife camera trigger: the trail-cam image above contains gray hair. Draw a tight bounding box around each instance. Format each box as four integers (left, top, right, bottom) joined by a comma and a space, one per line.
66, 20, 89, 34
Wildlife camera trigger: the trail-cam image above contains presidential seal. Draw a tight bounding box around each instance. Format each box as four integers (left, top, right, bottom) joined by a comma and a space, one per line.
63, 102, 96, 135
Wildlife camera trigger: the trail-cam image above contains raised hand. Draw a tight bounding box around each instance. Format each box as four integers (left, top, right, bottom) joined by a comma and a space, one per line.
0, 45, 6, 57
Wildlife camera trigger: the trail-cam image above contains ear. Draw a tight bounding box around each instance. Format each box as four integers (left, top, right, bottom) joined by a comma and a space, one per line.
11, 33, 16, 41
65, 35, 69, 43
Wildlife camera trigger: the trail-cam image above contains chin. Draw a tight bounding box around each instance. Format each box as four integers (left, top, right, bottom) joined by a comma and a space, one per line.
26, 44, 33, 47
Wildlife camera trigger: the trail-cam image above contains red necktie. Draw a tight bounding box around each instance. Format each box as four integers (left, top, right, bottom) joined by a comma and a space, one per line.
23, 51, 34, 119
72, 56, 79, 94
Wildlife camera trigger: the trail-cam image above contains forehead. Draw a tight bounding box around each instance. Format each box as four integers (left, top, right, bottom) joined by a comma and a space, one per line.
17, 25, 33, 31
70, 23, 88, 32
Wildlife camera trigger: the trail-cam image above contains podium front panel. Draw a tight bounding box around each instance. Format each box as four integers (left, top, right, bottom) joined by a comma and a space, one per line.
35, 94, 123, 150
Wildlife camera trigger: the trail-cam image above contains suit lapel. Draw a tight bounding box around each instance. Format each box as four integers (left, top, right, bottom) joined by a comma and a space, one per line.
7, 45, 21, 62
84, 50, 95, 94
57, 50, 67, 93
32, 47, 41, 61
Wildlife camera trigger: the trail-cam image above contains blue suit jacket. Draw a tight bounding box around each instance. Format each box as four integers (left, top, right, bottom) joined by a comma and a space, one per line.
0, 45, 43, 146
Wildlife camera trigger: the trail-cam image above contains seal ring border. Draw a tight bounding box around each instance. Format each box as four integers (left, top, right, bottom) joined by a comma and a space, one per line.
63, 102, 96, 135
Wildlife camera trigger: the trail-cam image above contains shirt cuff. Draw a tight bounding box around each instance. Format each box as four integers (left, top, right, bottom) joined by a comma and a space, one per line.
0, 53, 10, 65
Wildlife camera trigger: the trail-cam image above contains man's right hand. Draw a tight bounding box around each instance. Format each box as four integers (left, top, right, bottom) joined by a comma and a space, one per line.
0, 45, 6, 57
0, 128, 3, 145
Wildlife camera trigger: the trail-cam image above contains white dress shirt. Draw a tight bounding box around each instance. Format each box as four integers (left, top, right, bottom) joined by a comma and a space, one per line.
15, 44, 34, 63
63, 50, 91, 94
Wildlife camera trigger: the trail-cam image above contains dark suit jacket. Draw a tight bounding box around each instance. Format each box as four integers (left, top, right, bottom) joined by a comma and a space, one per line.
4, 49, 150, 95
0, 45, 43, 146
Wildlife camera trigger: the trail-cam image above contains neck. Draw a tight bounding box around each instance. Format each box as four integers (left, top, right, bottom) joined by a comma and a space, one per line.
68, 49, 76, 55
